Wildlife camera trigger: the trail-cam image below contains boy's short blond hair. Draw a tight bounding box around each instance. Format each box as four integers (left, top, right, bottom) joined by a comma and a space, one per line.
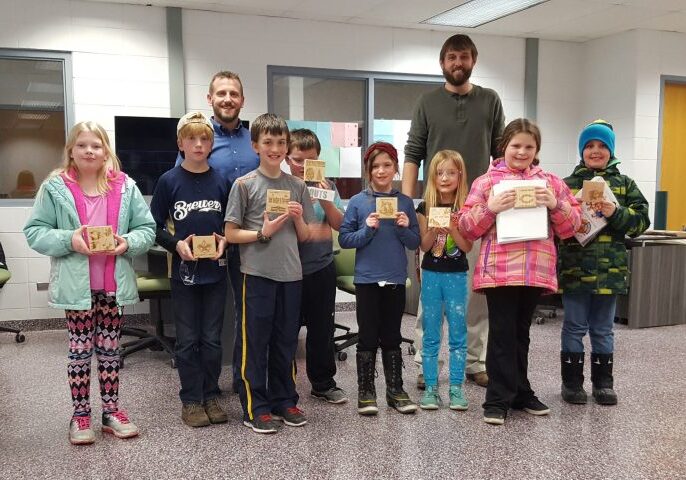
178, 121, 214, 141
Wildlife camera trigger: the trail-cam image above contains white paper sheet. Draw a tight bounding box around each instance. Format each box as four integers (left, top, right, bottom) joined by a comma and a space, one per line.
339, 147, 362, 178
492, 179, 548, 244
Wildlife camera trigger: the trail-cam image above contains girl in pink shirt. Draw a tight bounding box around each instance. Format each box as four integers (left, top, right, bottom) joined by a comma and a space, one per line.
457, 118, 580, 425
25, 121, 155, 444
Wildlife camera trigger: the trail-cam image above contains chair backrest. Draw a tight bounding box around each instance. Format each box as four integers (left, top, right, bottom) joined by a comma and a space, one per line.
332, 230, 355, 278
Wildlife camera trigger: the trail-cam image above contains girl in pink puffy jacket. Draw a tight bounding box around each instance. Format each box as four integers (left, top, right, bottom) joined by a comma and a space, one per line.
457, 118, 580, 426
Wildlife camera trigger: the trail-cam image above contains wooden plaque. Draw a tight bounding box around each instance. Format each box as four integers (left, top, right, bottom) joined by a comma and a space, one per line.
192, 235, 216, 259
428, 207, 451, 228
303, 159, 326, 183
582, 180, 605, 203
86, 226, 115, 252
514, 186, 537, 209
266, 189, 290, 214
376, 197, 397, 219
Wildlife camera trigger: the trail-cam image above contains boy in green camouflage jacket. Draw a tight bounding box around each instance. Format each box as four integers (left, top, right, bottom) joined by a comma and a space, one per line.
557, 120, 650, 406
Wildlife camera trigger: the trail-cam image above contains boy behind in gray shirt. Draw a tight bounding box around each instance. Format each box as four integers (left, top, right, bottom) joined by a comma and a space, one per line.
286, 129, 348, 405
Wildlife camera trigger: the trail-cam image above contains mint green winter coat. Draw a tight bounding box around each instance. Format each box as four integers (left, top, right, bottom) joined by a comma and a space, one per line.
24, 174, 155, 310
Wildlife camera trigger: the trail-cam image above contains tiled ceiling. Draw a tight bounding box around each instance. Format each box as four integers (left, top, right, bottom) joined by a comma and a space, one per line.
87, 0, 686, 42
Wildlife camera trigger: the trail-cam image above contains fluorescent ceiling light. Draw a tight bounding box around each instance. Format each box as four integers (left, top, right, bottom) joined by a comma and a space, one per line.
27, 82, 63, 94
423, 0, 549, 28
20, 100, 62, 109
34, 60, 62, 71
18, 113, 50, 121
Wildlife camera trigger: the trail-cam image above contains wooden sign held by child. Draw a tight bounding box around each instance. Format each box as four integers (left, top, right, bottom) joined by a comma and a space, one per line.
192, 235, 216, 259
304, 159, 326, 183
582, 180, 605, 204
428, 207, 451, 228
376, 197, 397, 219
86, 226, 115, 252
266, 189, 290, 214
514, 186, 537, 209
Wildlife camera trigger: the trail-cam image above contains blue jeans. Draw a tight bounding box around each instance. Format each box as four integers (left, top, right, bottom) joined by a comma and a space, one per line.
420, 270, 468, 387
561, 293, 616, 354
171, 277, 226, 404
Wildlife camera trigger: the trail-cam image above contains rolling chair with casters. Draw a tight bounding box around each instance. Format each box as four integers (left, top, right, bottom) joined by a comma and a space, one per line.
120, 272, 175, 368
0, 268, 26, 343
331, 232, 415, 361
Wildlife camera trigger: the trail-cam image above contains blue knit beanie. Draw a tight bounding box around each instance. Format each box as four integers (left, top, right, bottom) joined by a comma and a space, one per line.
578, 120, 615, 159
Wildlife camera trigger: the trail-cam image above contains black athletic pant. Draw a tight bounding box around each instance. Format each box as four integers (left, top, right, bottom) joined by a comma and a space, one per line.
483, 286, 542, 413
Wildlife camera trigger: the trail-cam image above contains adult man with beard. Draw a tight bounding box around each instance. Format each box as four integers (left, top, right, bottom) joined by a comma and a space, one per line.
402, 34, 505, 390
177, 71, 259, 390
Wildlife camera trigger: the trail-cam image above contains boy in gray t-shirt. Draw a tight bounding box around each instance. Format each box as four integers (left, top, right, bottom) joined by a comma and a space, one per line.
224, 114, 315, 434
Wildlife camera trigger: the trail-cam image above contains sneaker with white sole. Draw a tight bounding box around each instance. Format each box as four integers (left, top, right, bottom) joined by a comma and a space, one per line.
102, 410, 140, 439
272, 407, 307, 427
449, 384, 468, 411
69, 415, 95, 445
311, 387, 348, 404
512, 396, 550, 416
419, 386, 441, 410
243, 414, 280, 434
483, 408, 506, 425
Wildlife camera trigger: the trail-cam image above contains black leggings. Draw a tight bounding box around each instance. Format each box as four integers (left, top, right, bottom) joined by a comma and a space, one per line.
355, 283, 405, 353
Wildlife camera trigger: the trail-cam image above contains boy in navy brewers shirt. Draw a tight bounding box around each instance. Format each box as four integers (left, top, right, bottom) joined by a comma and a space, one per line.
150, 112, 229, 428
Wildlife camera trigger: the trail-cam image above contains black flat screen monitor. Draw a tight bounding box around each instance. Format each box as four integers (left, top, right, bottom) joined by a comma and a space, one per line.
114, 116, 250, 195
114, 116, 180, 195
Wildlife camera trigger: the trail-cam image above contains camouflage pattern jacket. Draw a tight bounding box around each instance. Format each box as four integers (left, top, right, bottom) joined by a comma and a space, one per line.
557, 158, 650, 295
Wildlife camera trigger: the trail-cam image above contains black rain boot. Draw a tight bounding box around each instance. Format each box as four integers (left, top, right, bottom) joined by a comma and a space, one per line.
561, 351, 588, 404
356, 351, 378, 415
590, 353, 618, 405
382, 349, 417, 414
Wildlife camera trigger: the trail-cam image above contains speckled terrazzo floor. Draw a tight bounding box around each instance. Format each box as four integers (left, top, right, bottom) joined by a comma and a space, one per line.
1, 312, 684, 480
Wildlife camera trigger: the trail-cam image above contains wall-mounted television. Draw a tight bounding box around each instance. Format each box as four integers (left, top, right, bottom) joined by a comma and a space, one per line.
114, 116, 250, 195
114, 116, 180, 195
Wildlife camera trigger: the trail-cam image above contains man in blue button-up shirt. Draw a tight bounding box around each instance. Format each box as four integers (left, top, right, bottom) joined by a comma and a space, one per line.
177, 71, 259, 390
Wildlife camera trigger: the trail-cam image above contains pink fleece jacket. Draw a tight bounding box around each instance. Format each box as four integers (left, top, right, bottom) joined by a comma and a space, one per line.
457, 159, 581, 294
62, 169, 126, 293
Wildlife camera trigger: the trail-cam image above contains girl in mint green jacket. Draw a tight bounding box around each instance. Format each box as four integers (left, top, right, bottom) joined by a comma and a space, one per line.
24, 121, 155, 445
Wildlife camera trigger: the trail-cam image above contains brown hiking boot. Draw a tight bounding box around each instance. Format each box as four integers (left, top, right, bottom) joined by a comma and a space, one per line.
182, 403, 211, 427
466, 371, 489, 388
203, 398, 228, 424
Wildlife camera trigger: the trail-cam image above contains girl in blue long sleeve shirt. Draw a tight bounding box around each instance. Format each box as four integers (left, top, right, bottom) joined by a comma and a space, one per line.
339, 142, 420, 416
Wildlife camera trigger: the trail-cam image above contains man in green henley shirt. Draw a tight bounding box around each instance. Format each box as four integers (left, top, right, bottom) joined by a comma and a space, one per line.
402, 34, 505, 390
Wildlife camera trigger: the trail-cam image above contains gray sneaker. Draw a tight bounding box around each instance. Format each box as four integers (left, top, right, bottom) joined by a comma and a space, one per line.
243, 414, 280, 434
69, 415, 95, 445
311, 387, 348, 404
102, 410, 140, 439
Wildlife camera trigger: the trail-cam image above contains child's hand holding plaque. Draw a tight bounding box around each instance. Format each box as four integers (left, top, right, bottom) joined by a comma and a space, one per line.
86, 226, 116, 252
266, 189, 290, 214
376, 197, 397, 219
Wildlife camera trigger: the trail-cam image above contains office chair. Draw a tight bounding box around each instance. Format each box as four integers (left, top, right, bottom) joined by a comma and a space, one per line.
0, 268, 26, 343
331, 232, 415, 361
120, 272, 175, 368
